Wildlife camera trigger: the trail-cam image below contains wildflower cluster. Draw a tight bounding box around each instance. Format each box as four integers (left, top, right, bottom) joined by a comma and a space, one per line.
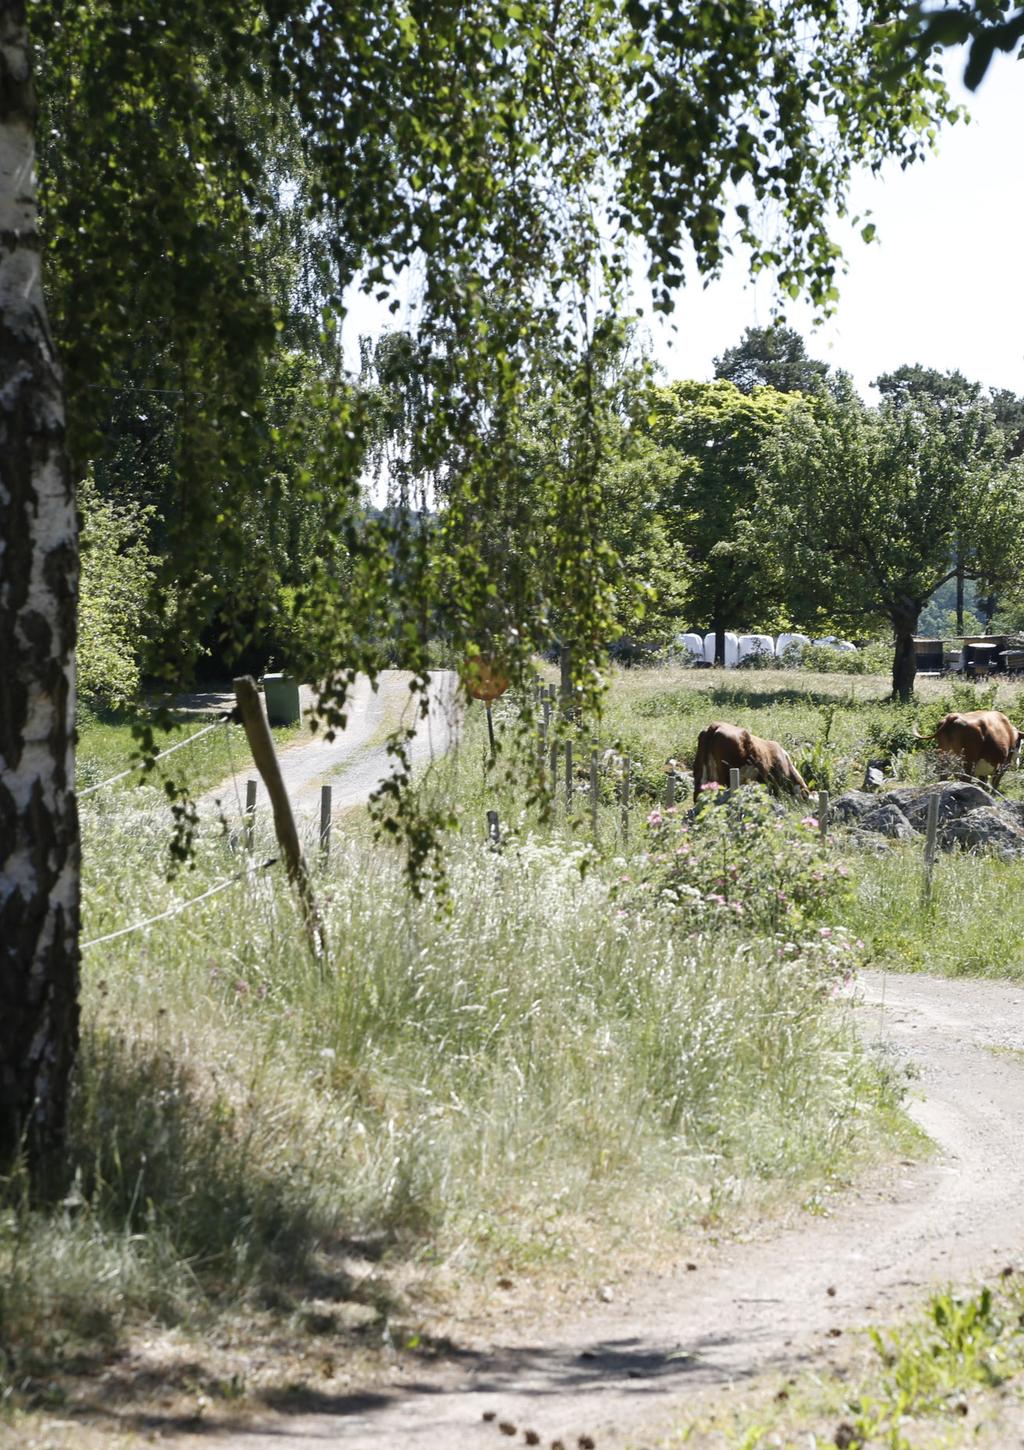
637, 785, 852, 944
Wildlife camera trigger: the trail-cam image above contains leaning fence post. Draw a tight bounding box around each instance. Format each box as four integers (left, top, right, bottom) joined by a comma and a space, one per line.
590, 748, 599, 837
923, 791, 940, 903
233, 675, 326, 962
817, 789, 829, 842
486, 809, 501, 851
565, 739, 574, 810
244, 778, 257, 851
319, 784, 332, 862
621, 755, 631, 839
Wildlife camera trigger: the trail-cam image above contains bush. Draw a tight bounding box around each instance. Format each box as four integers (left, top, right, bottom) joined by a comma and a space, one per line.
78, 476, 155, 710
637, 785, 854, 955
798, 640, 891, 675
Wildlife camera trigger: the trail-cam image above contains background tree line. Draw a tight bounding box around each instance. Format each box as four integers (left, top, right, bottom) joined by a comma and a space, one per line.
80, 315, 1024, 712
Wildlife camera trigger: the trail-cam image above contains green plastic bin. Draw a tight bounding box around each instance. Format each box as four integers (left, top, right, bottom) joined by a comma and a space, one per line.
262, 673, 301, 725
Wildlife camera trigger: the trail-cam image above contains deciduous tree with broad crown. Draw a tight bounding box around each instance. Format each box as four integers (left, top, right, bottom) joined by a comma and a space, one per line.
748, 382, 1024, 701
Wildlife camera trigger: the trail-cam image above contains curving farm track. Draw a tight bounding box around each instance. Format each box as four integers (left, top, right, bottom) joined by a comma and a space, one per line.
171, 967, 1024, 1449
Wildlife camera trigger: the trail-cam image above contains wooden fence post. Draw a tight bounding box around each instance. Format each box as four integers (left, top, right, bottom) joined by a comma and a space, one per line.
486, 809, 501, 850
244, 778, 257, 851
817, 789, 829, 841
729, 767, 740, 794
233, 676, 326, 962
320, 784, 333, 862
549, 738, 559, 798
665, 769, 675, 809
590, 749, 599, 837
923, 791, 940, 903
565, 740, 574, 810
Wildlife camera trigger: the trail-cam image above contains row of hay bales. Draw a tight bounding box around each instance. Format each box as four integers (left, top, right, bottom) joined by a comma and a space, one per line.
673, 632, 857, 668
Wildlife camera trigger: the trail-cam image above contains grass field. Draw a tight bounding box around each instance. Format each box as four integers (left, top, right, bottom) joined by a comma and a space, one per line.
77, 698, 306, 799
573, 665, 1024, 981
1, 667, 926, 1430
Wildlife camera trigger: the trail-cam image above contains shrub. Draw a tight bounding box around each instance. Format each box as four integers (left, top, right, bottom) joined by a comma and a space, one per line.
637, 786, 853, 952
796, 703, 852, 794
78, 475, 155, 709
798, 640, 891, 675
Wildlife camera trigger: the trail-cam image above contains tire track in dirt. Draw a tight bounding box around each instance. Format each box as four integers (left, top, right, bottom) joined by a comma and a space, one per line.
186, 970, 1024, 1449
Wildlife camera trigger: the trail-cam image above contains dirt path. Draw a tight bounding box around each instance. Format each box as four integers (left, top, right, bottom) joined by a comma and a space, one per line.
183, 969, 1024, 1449
202, 670, 459, 835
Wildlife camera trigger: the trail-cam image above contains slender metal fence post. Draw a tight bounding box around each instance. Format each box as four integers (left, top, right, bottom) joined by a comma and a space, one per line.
590, 748, 599, 837
817, 788, 829, 842
244, 778, 257, 851
621, 755, 631, 839
319, 784, 332, 862
486, 809, 501, 850
923, 791, 940, 903
565, 740, 574, 810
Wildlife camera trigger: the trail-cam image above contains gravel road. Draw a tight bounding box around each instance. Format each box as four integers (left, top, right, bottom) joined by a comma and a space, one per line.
187, 969, 1024, 1449
202, 670, 459, 837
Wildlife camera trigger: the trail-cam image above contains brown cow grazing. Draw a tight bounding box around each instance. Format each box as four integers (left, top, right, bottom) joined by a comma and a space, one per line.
692, 721, 809, 803
914, 709, 1023, 786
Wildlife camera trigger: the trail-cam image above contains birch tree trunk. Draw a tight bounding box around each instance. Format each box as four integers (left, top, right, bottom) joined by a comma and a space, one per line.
0, 1, 80, 1189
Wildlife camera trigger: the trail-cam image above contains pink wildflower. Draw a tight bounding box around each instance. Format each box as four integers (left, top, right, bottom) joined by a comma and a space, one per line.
800, 816, 818, 829
819, 927, 833, 938
647, 809, 664, 828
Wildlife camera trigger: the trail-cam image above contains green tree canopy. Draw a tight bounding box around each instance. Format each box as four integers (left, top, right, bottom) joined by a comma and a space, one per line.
647, 380, 802, 661
2, 0, 966, 1183
750, 386, 1024, 700
714, 325, 831, 397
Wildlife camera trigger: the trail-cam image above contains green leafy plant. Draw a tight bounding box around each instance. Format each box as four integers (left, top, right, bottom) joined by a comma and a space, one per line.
639, 786, 854, 950
796, 703, 852, 793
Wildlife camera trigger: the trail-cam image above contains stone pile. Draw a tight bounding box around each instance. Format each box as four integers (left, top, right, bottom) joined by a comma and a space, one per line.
831, 781, 1024, 857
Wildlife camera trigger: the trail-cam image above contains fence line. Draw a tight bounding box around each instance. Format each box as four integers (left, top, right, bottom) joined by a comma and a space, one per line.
79, 713, 231, 798
507, 683, 945, 898
81, 856, 277, 949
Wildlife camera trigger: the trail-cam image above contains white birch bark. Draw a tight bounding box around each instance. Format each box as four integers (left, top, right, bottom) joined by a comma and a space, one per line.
0, 0, 80, 1182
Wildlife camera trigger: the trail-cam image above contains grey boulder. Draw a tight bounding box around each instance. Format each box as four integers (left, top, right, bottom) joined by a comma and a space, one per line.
939, 807, 1024, 858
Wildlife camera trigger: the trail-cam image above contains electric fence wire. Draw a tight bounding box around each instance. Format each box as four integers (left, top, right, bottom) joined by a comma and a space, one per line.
78, 711, 233, 798
81, 856, 277, 950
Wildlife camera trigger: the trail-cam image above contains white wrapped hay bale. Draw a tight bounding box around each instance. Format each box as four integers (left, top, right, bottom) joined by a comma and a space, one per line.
703, 631, 739, 667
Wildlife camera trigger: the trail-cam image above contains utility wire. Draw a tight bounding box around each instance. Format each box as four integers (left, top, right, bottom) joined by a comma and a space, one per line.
81, 857, 277, 950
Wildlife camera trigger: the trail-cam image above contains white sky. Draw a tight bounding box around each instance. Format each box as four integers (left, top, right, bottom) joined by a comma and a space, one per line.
345, 48, 1024, 403
638, 51, 1024, 400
